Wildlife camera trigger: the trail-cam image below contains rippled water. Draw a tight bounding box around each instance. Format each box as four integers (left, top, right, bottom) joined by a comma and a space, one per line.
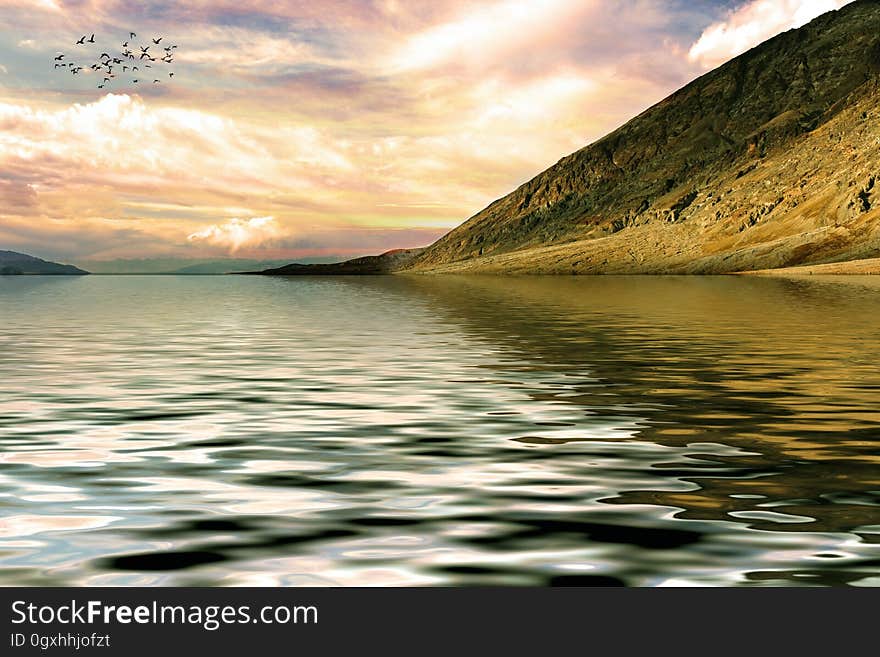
1, 274, 879, 586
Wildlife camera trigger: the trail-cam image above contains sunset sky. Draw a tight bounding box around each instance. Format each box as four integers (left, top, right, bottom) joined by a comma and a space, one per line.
0, 0, 854, 264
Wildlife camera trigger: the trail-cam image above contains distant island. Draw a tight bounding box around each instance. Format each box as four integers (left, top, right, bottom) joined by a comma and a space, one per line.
256, 0, 880, 277
0, 250, 89, 275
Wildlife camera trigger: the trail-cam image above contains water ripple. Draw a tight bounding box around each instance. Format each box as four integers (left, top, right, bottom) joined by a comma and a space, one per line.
1, 274, 879, 586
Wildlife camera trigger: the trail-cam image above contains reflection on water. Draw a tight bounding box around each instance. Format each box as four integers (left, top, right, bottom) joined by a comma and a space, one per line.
0, 274, 878, 586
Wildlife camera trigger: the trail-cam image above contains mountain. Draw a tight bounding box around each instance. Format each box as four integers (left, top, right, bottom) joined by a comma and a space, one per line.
258, 249, 425, 275
401, 0, 880, 274
0, 251, 89, 275
79, 257, 341, 274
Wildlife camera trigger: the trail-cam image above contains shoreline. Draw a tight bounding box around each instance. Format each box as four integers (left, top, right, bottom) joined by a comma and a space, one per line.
738, 257, 880, 276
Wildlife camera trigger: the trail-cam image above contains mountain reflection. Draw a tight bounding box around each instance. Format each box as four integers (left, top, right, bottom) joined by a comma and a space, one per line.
391, 275, 880, 533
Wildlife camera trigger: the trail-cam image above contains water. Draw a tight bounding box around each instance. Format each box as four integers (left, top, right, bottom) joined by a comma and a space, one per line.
0, 273, 878, 587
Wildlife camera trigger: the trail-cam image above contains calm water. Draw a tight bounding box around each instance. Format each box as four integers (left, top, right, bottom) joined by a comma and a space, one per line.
1, 274, 879, 586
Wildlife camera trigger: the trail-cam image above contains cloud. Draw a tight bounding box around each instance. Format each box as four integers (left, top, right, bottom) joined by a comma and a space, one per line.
0, 177, 37, 210
2, 0, 59, 11
187, 215, 281, 252
148, 25, 341, 75
4, 1, 793, 262
688, 0, 854, 68
0, 212, 170, 261
384, 0, 589, 74
0, 93, 353, 207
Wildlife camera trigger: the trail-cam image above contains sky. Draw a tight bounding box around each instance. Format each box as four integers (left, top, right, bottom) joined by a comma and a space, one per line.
0, 0, 855, 264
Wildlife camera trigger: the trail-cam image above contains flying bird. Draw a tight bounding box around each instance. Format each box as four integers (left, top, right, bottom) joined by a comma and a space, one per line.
54, 30, 181, 91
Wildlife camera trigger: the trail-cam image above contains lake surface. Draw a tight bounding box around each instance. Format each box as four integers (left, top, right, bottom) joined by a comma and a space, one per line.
1, 274, 879, 586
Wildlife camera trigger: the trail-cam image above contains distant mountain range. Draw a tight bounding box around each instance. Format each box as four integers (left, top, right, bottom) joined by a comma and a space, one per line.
74, 257, 344, 274
260, 0, 880, 276
0, 251, 89, 275
0, 253, 354, 275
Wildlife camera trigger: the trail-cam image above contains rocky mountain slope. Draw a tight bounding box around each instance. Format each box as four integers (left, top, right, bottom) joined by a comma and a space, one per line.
0, 250, 89, 275
404, 0, 880, 274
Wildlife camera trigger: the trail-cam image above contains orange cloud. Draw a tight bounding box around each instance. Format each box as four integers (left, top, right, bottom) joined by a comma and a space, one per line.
188, 215, 281, 253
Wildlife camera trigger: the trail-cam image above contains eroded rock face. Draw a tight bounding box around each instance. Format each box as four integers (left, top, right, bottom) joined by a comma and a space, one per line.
408, 0, 880, 274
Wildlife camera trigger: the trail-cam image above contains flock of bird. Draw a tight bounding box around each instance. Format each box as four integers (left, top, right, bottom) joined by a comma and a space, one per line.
52, 32, 178, 89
